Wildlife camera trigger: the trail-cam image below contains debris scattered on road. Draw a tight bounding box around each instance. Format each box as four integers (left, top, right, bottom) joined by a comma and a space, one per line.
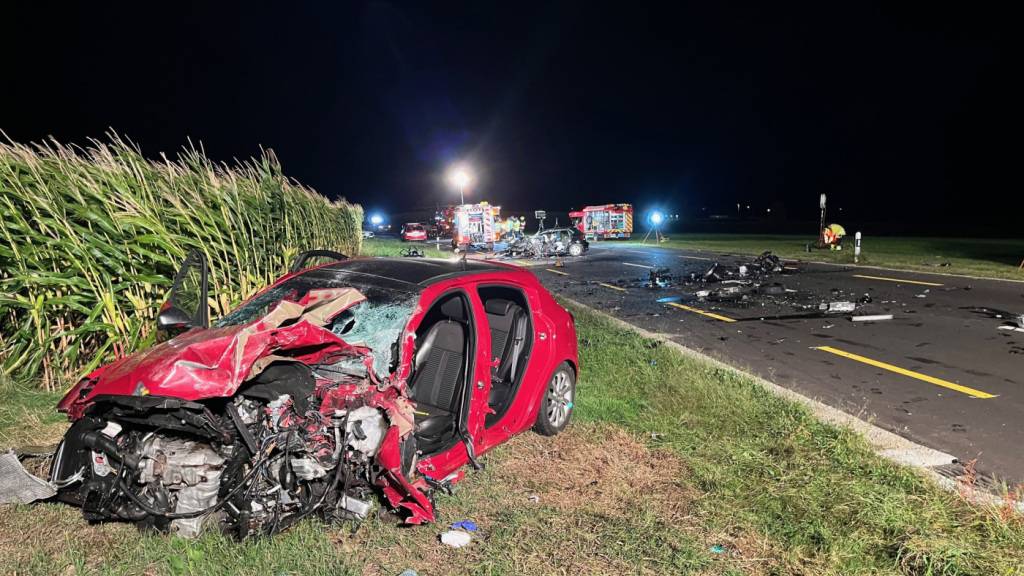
645, 267, 673, 289
851, 314, 894, 322
820, 301, 856, 313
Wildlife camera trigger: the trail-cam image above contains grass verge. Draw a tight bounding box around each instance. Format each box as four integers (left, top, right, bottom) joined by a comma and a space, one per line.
359, 237, 448, 258
626, 234, 1024, 280
1, 305, 1021, 574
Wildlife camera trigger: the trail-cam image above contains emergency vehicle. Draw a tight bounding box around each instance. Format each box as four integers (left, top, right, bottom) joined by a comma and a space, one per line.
453, 202, 501, 251
569, 203, 634, 239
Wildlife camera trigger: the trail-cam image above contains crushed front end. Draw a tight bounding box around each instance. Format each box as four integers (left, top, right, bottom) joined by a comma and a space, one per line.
50, 286, 435, 538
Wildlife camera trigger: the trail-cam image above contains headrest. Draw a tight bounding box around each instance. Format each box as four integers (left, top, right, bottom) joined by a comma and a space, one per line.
484, 298, 514, 316
439, 295, 467, 322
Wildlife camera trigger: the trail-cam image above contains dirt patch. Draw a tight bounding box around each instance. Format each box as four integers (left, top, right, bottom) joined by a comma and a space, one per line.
492, 422, 693, 520
345, 422, 772, 576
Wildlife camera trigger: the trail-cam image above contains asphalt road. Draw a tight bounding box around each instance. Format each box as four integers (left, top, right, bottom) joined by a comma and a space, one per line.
524, 243, 1024, 485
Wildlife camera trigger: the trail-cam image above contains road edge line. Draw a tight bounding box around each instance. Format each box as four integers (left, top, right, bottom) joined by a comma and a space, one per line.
558, 296, 1023, 511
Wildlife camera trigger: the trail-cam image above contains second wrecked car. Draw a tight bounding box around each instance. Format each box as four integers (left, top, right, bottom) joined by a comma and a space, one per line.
50, 253, 578, 538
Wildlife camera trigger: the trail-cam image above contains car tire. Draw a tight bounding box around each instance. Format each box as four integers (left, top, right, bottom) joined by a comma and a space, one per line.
533, 362, 575, 436
568, 243, 584, 257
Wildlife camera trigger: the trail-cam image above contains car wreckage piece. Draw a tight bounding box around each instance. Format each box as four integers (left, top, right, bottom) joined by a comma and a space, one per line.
52, 286, 429, 538
47, 253, 579, 539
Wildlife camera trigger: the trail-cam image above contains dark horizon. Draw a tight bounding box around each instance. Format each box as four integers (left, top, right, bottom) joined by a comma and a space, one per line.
2, 2, 1018, 235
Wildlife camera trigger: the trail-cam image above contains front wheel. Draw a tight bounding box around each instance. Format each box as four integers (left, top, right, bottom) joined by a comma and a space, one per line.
533, 362, 576, 436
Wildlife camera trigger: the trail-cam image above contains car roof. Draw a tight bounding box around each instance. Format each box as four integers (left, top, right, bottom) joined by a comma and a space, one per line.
315, 257, 514, 287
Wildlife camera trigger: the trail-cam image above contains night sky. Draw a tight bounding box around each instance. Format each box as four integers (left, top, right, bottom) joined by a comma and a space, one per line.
2, 2, 1018, 233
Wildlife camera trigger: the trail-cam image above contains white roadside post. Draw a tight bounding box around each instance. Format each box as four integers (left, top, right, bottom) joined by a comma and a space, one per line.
818, 193, 827, 248
854, 231, 862, 263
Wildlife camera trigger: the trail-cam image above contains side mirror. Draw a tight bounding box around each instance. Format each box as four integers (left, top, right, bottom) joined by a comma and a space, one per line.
159, 250, 210, 337
157, 305, 194, 332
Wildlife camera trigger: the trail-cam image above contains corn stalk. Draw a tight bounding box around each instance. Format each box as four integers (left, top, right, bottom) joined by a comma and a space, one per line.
0, 133, 362, 390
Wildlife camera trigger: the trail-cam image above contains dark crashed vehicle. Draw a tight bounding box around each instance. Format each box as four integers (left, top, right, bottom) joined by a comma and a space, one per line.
508, 227, 589, 258
51, 251, 579, 538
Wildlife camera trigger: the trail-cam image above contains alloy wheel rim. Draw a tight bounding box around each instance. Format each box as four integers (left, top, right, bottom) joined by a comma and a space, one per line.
546, 371, 573, 427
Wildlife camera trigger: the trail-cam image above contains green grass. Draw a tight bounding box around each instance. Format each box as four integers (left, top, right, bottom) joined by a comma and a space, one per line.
2, 307, 1021, 575
569, 303, 1024, 574
359, 237, 448, 258
628, 234, 1024, 280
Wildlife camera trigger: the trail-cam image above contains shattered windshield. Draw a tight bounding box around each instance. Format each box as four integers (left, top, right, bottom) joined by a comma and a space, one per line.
214, 269, 419, 376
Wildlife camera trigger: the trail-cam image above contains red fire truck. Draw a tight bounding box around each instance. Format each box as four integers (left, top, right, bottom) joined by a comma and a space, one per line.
569, 204, 634, 240
452, 202, 501, 251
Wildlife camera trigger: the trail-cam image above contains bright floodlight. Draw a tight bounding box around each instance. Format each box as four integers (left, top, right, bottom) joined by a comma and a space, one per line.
449, 168, 471, 189
650, 211, 664, 225
369, 214, 383, 226
446, 164, 474, 204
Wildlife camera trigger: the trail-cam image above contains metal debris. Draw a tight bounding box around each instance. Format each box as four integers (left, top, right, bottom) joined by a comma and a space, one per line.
820, 301, 856, 313
851, 314, 894, 322
645, 267, 672, 289
0, 451, 56, 504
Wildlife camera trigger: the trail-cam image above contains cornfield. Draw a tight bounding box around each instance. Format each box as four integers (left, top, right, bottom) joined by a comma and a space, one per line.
0, 133, 363, 390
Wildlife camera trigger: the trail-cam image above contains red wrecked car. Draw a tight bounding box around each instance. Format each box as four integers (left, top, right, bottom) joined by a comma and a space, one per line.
50, 251, 578, 538
401, 223, 428, 242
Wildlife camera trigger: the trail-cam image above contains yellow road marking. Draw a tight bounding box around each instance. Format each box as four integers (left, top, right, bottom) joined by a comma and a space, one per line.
598, 282, 627, 292
851, 274, 943, 287
623, 262, 653, 269
545, 268, 569, 276
813, 346, 995, 399
679, 255, 713, 261
666, 302, 737, 323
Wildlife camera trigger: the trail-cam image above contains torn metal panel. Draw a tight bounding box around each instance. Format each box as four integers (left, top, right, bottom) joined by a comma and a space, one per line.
0, 451, 56, 504
60, 288, 368, 415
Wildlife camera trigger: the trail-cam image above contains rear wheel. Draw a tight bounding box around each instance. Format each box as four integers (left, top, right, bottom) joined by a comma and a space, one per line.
568, 243, 584, 257
533, 362, 575, 436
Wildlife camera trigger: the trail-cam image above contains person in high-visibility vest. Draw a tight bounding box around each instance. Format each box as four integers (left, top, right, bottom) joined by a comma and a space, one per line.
823, 223, 846, 250
511, 216, 521, 239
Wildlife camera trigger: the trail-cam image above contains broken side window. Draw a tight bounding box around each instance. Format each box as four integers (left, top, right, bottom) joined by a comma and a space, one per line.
329, 298, 417, 377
